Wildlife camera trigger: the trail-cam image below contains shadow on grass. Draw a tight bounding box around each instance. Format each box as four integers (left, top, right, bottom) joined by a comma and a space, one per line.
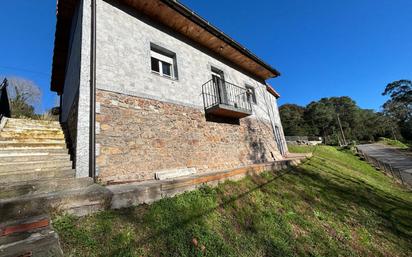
293, 163, 412, 237
56, 149, 412, 256
117, 161, 411, 248
117, 169, 293, 247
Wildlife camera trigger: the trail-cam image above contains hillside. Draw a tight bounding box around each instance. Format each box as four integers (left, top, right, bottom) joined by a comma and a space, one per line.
53, 146, 412, 257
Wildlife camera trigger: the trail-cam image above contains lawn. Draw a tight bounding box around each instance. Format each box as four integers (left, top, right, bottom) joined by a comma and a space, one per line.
377, 137, 410, 149
53, 146, 412, 257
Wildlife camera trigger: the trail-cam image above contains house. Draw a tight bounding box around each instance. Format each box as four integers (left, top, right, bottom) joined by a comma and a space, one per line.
51, 0, 288, 184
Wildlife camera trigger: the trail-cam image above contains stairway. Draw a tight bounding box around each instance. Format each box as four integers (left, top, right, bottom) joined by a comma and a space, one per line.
0, 118, 110, 257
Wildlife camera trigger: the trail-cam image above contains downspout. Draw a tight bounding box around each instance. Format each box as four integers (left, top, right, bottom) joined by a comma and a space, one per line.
89, 0, 97, 181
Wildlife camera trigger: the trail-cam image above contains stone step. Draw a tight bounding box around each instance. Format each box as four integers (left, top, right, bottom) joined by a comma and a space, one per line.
0, 226, 63, 257
1, 127, 63, 133
5, 121, 61, 128
0, 141, 67, 149
5, 120, 61, 128
0, 148, 69, 156
0, 169, 75, 184
5, 118, 61, 127
0, 160, 72, 173
0, 215, 51, 245
0, 138, 66, 144
0, 131, 65, 140
3, 126, 62, 132
0, 177, 94, 199
0, 184, 111, 223
0, 153, 70, 163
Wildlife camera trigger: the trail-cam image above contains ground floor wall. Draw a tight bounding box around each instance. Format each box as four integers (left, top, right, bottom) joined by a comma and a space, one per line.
95, 89, 283, 184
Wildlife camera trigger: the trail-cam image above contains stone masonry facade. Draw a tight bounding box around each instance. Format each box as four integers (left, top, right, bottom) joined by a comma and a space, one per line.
96, 89, 280, 184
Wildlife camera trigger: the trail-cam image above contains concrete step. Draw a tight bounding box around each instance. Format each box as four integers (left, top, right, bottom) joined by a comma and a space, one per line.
0, 131, 65, 140
0, 169, 75, 184
0, 148, 69, 156
3, 125, 62, 131
5, 118, 61, 127
0, 141, 67, 149
1, 127, 63, 133
0, 226, 63, 257
0, 160, 72, 173
0, 215, 51, 245
4, 121, 61, 127
0, 184, 112, 223
0, 177, 94, 199
0, 153, 70, 163
0, 138, 66, 144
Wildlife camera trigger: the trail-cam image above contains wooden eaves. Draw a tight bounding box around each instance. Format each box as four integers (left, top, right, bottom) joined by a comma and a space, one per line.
51, 0, 281, 94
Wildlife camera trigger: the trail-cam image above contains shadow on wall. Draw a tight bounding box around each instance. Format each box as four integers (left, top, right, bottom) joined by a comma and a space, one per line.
245, 118, 268, 163
205, 113, 240, 125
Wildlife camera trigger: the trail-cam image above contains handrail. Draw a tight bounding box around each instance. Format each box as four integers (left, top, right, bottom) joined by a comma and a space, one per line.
0, 78, 11, 120
202, 78, 252, 113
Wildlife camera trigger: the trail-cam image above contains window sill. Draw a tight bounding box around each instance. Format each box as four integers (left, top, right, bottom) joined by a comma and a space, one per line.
151, 71, 178, 82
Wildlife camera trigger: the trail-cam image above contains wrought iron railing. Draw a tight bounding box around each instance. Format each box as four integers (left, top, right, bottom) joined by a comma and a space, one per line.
0, 78, 11, 120
202, 78, 252, 113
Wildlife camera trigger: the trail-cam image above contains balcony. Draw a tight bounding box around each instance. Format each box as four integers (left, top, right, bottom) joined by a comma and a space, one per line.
202, 79, 252, 118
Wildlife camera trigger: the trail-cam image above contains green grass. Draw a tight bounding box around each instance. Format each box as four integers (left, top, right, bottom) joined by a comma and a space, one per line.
53, 146, 412, 257
377, 137, 409, 149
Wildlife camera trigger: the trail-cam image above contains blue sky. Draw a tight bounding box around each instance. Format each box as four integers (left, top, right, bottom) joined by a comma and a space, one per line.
1, 0, 411, 113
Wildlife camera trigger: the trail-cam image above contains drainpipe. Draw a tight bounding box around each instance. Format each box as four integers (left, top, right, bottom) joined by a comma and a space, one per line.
89, 0, 97, 182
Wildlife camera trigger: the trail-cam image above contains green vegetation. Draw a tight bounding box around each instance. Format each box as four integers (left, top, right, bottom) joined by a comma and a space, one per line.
382, 80, 412, 141
378, 137, 409, 149
280, 80, 412, 143
54, 146, 412, 257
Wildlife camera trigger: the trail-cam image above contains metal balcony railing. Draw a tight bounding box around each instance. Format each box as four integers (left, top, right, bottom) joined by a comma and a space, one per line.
202, 78, 252, 118
0, 78, 11, 120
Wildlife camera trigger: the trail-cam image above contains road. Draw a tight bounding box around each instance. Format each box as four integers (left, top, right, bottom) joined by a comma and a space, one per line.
356, 144, 412, 187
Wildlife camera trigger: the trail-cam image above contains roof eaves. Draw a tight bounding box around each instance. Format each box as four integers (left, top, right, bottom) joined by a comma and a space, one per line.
160, 0, 281, 78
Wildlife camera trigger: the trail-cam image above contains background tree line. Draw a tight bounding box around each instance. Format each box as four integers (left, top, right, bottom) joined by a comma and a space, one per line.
2, 76, 58, 120
279, 80, 412, 144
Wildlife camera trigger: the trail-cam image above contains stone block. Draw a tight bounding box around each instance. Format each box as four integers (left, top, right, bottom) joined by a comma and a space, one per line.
155, 167, 196, 180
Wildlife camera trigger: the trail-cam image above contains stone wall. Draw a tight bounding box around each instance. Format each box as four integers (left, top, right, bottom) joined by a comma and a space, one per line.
96, 89, 281, 184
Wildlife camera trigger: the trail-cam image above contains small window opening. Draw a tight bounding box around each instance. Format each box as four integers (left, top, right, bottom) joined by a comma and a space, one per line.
150, 43, 178, 79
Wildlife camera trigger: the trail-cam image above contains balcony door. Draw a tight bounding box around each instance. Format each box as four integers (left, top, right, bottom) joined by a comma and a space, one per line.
211, 68, 227, 105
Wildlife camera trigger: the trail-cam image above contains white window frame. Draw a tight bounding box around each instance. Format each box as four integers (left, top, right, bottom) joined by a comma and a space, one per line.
151, 50, 175, 79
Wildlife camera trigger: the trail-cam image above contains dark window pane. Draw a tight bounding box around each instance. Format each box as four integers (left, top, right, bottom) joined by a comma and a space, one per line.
151, 57, 160, 72
162, 62, 172, 76
246, 86, 257, 104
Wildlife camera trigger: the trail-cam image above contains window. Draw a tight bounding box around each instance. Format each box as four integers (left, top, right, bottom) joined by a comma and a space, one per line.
245, 85, 257, 104
150, 44, 177, 79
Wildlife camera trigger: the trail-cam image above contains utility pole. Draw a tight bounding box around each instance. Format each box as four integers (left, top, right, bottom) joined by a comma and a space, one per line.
337, 114, 347, 146
391, 126, 398, 141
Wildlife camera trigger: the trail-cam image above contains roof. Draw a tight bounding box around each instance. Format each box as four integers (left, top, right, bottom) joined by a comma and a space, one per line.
266, 83, 281, 99
51, 0, 281, 94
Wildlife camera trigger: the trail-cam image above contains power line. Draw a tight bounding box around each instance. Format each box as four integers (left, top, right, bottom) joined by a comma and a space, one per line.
0, 64, 51, 77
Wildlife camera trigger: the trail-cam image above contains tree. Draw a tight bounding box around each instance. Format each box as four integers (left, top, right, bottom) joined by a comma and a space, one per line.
279, 96, 401, 144
382, 80, 412, 140
6, 77, 42, 118
279, 104, 307, 136
305, 100, 335, 138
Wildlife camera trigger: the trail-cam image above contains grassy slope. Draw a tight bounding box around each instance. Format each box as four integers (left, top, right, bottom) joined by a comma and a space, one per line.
377, 137, 409, 149
53, 146, 412, 257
